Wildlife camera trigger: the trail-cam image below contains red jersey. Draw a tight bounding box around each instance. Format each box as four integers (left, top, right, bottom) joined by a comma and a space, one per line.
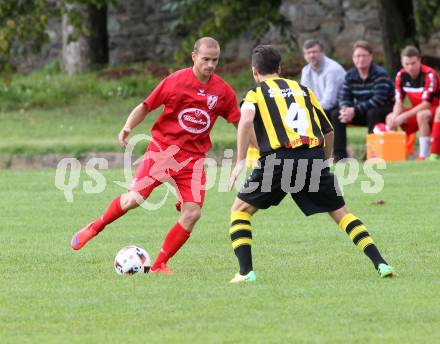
143, 67, 240, 155
395, 64, 440, 107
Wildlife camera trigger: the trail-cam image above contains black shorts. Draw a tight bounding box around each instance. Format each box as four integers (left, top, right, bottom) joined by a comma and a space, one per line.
237, 146, 345, 216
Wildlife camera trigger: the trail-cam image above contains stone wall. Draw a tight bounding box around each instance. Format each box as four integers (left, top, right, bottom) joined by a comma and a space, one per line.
279, 0, 383, 59
107, 0, 179, 65
15, 0, 440, 71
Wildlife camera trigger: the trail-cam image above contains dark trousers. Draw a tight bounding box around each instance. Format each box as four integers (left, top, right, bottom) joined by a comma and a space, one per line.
330, 105, 393, 159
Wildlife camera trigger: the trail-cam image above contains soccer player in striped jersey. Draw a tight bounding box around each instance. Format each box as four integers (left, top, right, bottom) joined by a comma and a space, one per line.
227, 45, 395, 283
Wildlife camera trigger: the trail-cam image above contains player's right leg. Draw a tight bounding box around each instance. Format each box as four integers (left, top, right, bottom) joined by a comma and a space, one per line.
329, 206, 396, 277
71, 144, 161, 251
416, 109, 433, 159
70, 191, 146, 250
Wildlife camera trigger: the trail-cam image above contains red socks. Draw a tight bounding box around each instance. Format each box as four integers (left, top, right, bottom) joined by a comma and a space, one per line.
92, 196, 127, 234
151, 222, 190, 270
88, 196, 191, 269
431, 121, 440, 154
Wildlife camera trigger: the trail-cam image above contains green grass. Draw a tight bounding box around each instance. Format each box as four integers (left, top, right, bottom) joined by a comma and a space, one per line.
0, 65, 370, 158
0, 63, 161, 113
0, 66, 254, 156
0, 97, 238, 156
1, 162, 439, 343
0, 96, 365, 157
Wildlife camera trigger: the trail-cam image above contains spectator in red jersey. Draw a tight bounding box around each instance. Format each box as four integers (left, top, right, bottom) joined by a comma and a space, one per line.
70, 37, 241, 274
386, 45, 439, 160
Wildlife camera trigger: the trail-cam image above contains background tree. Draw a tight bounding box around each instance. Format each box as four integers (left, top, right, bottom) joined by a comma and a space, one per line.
163, 0, 289, 64
377, 0, 416, 75
0, 0, 51, 81
0, 0, 112, 78
62, 0, 110, 74
374, 0, 440, 75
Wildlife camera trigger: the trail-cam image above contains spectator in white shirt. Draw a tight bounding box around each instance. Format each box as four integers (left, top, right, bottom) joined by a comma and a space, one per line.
301, 39, 346, 114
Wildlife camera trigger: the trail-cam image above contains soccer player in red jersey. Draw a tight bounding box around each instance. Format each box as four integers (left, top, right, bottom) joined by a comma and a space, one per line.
386, 46, 440, 160
71, 37, 240, 274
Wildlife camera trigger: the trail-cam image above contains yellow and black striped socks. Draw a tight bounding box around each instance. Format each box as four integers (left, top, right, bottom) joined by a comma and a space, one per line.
230, 211, 253, 275
339, 213, 387, 269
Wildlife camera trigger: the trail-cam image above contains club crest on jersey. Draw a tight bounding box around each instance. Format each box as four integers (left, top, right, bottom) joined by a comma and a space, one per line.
207, 94, 218, 110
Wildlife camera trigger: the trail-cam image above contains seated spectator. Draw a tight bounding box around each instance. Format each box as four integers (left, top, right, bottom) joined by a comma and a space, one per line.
301, 38, 346, 115
386, 46, 439, 160
331, 40, 394, 161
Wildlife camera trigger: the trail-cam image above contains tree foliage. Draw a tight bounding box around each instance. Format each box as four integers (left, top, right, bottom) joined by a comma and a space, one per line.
2, 0, 440, 77
0, 0, 51, 77
0, 0, 114, 78
163, 0, 289, 64
413, 0, 440, 41
61, 0, 113, 43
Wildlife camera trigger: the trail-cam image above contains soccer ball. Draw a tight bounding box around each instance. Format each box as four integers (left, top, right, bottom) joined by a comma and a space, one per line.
114, 245, 151, 275
373, 123, 390, 134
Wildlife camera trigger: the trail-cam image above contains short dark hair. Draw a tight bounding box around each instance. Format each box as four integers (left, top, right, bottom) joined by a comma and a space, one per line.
353, 40, 373, 54
401, 45, 420, 58
251, 45, 281, 75
303, 38, 323, 51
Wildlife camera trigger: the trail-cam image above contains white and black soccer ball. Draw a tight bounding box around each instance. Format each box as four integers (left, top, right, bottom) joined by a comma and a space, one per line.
114, 245, 151, 275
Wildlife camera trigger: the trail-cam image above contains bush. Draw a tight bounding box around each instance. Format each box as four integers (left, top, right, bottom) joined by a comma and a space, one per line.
0, 64, 160, 112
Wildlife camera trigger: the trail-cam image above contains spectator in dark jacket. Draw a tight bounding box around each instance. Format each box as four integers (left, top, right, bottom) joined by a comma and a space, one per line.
331, 40, 394, 161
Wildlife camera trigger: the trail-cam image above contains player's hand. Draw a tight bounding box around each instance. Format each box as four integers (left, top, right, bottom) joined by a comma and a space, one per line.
228, 160, 246, 192
118, 127, 131, 147
385, 113, 395, 129
338, 107, 355, 124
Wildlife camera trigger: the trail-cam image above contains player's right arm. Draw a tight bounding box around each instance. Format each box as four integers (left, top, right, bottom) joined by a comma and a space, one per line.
323, 131, 334, 161
118, 75, 171, 147
228, 102, 256, 191
118, 103, 151, 147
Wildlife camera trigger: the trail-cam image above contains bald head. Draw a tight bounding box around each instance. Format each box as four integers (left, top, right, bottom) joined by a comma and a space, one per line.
192, 37, 220, 83
193, 37, 220, 53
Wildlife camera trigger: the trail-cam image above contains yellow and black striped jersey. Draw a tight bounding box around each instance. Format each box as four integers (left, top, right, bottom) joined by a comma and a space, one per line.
242, 77, 333, 152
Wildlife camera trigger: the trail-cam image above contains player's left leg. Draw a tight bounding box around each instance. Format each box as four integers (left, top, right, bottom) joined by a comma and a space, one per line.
429, 106, 440, 160
150, 157, 206, 274
229, 198, 258, 283
329, 206, 396, 277
416, 109, 433, 159
150, 202, 201, 274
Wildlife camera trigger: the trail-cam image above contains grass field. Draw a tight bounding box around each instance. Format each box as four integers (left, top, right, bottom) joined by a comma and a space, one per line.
1, 161, 439, 343
0, 97, 242, 156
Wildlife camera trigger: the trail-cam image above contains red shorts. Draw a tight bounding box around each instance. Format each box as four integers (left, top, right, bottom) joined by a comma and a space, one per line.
401, 105, 436, 134
129, 139, 206, 207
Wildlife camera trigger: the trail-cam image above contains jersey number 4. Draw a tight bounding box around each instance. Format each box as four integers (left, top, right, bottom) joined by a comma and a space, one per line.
284, 103, 309, 135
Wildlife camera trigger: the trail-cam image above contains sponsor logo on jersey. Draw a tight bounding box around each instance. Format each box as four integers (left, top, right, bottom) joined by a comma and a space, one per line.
178, 108, 211, 134
207, 94, 218, 110
197, 89, 206, 96
268, 88, 307, 98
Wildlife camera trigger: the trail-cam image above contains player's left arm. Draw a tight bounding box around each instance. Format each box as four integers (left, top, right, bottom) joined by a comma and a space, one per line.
228, 103, 256, 191
308, 88, 334, 160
